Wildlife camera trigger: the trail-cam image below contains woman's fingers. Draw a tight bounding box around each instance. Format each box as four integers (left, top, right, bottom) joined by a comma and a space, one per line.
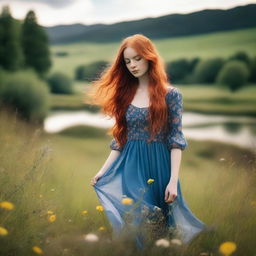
90, 175, 100, 186
165, 193, 177, 203
90, 177, 96, 186
164, 187, 170, 201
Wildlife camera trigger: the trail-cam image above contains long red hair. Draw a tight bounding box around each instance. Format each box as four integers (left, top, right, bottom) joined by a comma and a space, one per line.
87, 34, 171, 149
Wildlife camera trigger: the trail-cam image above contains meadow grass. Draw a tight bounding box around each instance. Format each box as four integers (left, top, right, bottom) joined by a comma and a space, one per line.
180, 84, 256, 116
50, 27, 256, 78
0, 109, 256, 255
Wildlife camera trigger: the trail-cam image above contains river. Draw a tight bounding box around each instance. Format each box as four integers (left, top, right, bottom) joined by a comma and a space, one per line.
44, 110, 256, 151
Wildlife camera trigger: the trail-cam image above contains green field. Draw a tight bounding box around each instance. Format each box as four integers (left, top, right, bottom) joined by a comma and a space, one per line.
50, 27, 256, 78
0, 108, 255, 255
50, 82, 256, 116
49, 27, 256, 117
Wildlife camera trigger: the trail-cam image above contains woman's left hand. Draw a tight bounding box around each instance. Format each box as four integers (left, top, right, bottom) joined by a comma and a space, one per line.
164, 180, 178, 203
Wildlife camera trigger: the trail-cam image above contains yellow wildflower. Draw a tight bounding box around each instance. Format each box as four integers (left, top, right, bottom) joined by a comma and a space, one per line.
0, 201, 15, 210
147, 178, 155, 184
121, 197, 133, 205
48, 214, 56, 223
81, 210, 88, 215
219, 241, 237, 256
39, 194, 43, 198
98, 226, 106, 231
32, 246, 43, 255
96, 205, 104, 212
0, 226, 8, 236
47, 210, 54, 215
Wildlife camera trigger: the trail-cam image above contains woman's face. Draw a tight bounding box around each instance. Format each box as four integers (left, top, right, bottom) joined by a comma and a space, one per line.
123, 47, 149, 78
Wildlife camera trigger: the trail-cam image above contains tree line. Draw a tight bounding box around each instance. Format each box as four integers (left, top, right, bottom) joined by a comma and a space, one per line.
0, 5, 51, 77
0, 5, 74, 124
75, 51, 256, 92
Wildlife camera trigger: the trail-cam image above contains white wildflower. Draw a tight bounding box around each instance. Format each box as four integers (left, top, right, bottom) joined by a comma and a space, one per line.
155, 238, 170, 248
83, 233, 99, 242
170, 238, 182, 246
153, 206, 162, 212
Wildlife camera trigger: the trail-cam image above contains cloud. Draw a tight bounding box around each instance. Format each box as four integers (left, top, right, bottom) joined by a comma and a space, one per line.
0, 0, 76, 8
0, 0, 94, 25
0, 0, 253, 26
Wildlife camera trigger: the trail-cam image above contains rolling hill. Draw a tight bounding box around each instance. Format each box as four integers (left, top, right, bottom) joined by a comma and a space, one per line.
45, 3, 256, 44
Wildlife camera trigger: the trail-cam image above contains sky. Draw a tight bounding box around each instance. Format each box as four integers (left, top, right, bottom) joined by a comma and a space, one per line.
0, 0, 255, 27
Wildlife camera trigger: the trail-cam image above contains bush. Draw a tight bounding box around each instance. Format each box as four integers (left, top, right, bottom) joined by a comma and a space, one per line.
0, 67, 8, 84
228, 51, 251, 68
0, 69, 50, 123
54, 51, 68, 57
166, 57, 200, 84
75, 60, 109, 82
47, 72, 74, 94
193, 58, 224, 83
166, 59, 191, 83
248, 56, 256, 83
216, 60, 250, 92
228, 52, 256, 83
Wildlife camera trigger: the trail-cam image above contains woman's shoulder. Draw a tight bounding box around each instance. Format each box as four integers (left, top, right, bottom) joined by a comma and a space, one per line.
166, 84, 181, 98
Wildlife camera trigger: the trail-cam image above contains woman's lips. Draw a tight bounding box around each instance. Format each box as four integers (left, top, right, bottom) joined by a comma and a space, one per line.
132, 70, 139, 74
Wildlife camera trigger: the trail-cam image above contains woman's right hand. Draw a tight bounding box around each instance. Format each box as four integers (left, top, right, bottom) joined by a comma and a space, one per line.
90, 171, 103, 186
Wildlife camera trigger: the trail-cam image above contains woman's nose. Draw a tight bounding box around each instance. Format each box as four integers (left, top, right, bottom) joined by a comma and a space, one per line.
130, 59, 136, 65
130, 61, 136, 68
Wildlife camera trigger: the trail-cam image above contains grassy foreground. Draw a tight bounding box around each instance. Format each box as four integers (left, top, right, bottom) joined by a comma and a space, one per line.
0, 109, 255, 255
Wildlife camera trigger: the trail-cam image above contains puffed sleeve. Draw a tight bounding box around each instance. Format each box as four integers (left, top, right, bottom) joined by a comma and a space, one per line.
166, 88, 188, 151
109, 138, 123, 152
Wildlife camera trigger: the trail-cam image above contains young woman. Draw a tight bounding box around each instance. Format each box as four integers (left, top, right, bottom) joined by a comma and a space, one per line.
89, 34, 207, 249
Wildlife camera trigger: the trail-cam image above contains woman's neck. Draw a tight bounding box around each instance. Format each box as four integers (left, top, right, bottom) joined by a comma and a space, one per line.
137, 73, 149, 90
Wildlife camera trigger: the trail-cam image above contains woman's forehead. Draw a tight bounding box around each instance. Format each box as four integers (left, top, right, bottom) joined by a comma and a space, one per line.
123, 47, 139, 59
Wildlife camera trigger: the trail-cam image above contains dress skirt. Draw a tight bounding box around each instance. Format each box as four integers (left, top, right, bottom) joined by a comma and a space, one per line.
93, 139, 207, 249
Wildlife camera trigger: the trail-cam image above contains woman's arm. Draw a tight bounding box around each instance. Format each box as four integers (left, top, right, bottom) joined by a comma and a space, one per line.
170, 148, 182, 183
164, 149, 182, 203
91, 149, 120, 186
164, 88, 187, 203
98, 149, 120, 175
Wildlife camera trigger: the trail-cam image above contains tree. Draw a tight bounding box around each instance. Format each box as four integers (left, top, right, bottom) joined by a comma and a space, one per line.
228, 51, 251, 68
216, 60, 250, 92
249, 56, 256, 83
193, 58, 224, 84
21, 10, 51, 78
47, 72, 74, 94
75, 61, 109, 82
166, 59, 191, 83
0, 5, 22, 71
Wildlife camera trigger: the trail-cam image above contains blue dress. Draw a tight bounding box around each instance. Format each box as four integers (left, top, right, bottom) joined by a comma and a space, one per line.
93, 87, 207, 249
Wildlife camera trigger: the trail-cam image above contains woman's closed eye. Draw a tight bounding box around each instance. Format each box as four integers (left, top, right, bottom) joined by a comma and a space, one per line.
125, 56, 141, 64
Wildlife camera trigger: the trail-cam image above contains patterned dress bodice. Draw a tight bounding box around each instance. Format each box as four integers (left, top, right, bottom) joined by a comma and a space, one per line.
110, 87, 188, 152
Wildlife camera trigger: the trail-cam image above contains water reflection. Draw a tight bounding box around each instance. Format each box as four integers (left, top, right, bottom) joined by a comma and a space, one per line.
44, 110, 256, 150
224, 122, 242, 134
